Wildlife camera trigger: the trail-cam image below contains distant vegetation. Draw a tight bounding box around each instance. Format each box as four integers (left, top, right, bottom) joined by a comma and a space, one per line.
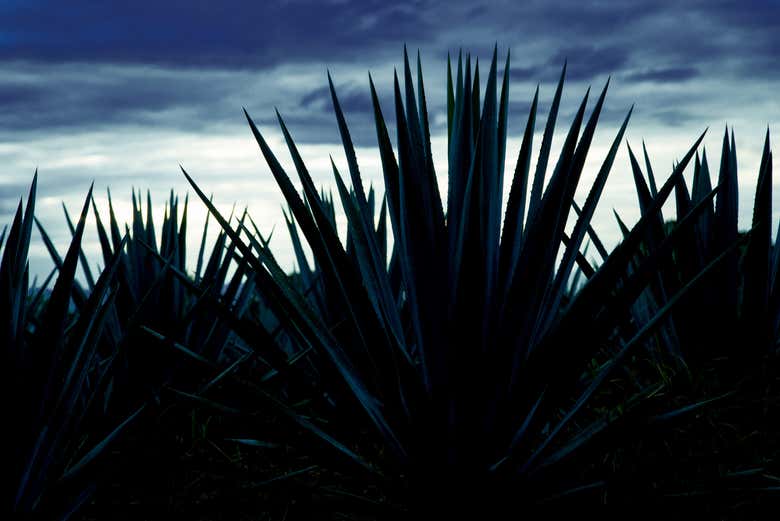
3, 48, 778, 520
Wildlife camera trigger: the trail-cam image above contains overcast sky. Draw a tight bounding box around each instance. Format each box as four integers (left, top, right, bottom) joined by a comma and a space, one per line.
1, 0, 778, 278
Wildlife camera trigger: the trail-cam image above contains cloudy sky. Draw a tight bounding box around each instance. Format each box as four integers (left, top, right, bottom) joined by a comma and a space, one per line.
1, 0, 778, 278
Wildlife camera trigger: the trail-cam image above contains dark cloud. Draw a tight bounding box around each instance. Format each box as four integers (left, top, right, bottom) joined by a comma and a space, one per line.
507, 46, 627, 85
519, 1, 663, 35
300, 86, 332, 110
509, 66, 540, 82
706, 0, 780, 31
1, 0, 779, 84
0, 66, 240, 134
253, 106, 381, 148
0, 83, 42, 105
624, 67, 699, 83
1, 0, 779, 270
467, 4, 489, 18
0, 0, 777, 141
545, 46, 629, 82
0, 1, 434, 67
652, 109, 699, 127
300, 83, 374, 114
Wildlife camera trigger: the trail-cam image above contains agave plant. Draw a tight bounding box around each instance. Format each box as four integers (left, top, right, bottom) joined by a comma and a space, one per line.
35, 188, 270, 407
599, 128, 780, 513
1, 174, 144, 520
179, 47, 750, 517
624, 129, 778, 363
34, 186, 310, 515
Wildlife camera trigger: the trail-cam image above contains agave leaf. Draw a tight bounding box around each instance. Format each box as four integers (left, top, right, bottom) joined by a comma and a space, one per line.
144, 190, 157, 251
283, 207, 313, 283
417, 50, 440, 208
369, 75, 402, 247
561, 233, 596, 279
479, 46, 502, 301
642, 141, 659, 198
649, 391, 735, 423
527, 62, 566, 222
226, 438, 280, 449
200, 351, 254, 394
18, 173, 38, 278
402, 46, 425, 168
674, 168, 692, 222
569, 240, 591, 291
491, 390, 545, 471
741, 129, 772, 349
61, 206, 96, 294
499, 86, 538, 289
447, 53, 474, 250
715, 127, 739, 286
61, 405, 145, 480
1, 174, 36, 347
376, 196, 388, 267
328, 71, 369, 215
178, 193, 188, 273
693, 149, 715, 256
571, 201, 609, 261
671, 164, 702, 286
106, 188, 123, 252
614, 209, 630, 238
628, 143, 662, 224
497, 48, 511, 183
681, 128, 738, 360
91, 195, 115, 268
194, 195, 212, 284
0, 224, 7, 252
167, 386, 242, 415
1, 203, 25, 303
447, 52, 454, 143
34, 217, 64, 269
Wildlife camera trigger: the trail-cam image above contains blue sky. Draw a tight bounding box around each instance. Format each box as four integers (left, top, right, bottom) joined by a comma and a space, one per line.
1, 0, 778, 277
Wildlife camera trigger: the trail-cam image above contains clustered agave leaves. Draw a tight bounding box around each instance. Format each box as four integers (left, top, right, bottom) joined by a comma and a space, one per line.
1, 177, 141, 519
3, 46, 779, 519
180, 47, 773, 516
605, 128, 780, 513
3, 181, 277, 518
624, 129, 779, 363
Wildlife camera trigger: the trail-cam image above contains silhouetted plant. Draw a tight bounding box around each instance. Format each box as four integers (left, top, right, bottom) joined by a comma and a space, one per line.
2, 175, 141, 520
183, 48, 744, 518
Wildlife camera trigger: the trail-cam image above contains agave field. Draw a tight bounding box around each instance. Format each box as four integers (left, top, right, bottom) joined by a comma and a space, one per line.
3, 48, 780, 520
